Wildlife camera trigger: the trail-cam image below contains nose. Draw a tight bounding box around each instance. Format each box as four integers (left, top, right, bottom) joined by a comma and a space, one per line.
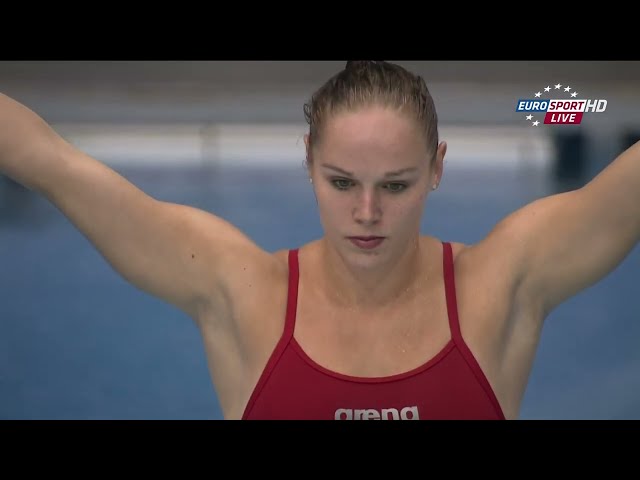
353, 189, 381, 226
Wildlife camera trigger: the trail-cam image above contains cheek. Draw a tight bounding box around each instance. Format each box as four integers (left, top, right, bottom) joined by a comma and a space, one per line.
386, 191, 426, 221
315, 188, 345, 222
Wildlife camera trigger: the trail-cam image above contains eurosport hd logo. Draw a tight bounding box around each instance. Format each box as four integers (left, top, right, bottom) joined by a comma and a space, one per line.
516, 84, 607, 126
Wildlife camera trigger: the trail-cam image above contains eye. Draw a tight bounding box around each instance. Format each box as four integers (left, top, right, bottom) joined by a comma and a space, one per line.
331, 178, 354, 190
384, 182, 408, 193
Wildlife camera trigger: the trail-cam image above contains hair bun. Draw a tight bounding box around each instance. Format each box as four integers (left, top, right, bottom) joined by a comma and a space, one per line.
345, 60, 385, 72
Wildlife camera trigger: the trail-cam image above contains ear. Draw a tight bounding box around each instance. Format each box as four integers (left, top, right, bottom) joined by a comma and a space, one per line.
432, 141, 446, 190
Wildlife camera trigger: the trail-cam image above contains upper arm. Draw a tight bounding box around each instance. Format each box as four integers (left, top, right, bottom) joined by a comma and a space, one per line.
1, 91, 276, 326
478, 181, 639, 318
45, 145, 271, 320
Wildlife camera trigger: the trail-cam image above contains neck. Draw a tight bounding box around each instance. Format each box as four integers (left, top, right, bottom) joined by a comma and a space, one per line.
319, 237, 424, 310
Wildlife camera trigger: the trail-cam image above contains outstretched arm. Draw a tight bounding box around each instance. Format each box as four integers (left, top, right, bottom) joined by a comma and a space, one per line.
0, 92, 269, 320
478, 140, 640, 317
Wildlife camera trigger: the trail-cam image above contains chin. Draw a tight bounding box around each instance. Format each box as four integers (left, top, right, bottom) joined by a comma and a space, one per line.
341, 239, 390, 268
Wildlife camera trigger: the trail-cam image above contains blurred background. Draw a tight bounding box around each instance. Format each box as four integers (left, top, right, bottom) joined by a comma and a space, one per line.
1, 60, 639, 420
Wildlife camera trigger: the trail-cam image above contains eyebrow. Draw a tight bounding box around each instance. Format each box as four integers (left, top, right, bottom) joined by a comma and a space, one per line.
321, 163, 418, 178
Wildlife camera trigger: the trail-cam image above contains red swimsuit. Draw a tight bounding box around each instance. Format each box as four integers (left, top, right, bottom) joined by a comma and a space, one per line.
241, 242, 505, 420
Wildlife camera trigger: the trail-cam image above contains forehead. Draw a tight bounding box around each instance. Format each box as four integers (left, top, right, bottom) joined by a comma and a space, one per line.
317, 106, 427, 168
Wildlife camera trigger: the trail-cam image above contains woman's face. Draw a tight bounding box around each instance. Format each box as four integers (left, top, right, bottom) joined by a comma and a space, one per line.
307, 105, 445, 270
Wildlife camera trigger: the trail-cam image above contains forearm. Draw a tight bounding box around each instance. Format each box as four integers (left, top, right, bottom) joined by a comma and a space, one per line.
0, 92, 70, 195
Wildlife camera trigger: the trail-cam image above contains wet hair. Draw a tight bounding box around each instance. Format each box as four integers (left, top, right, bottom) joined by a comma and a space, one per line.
303, 61, 439, 165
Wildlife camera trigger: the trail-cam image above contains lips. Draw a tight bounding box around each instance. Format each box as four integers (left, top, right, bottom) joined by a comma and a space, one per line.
347, 236, 386, 250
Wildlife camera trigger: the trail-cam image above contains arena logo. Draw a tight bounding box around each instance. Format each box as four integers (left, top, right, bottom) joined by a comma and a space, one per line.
334, 405, 420, 420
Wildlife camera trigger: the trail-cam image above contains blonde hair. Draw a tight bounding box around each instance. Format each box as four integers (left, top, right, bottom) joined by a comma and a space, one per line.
303, 61, 439, 164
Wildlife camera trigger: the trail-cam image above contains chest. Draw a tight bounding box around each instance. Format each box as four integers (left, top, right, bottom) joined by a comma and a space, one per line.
292, 282, 452, 379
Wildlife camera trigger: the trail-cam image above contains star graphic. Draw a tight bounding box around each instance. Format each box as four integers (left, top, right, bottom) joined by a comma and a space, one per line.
518, 83, 589, 128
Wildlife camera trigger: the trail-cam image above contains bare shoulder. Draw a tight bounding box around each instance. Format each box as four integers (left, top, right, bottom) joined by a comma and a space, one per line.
421, 236, 469, 265
449, 241, 468, 260
452, 228, 524, 295
434, 231, 535, 339
211, 241, 318, 327
271, 248, 291, 265
215, 243, 289, 308
417, 234, 511, 287
196, 243, 303, 419
429, 236, 542, 420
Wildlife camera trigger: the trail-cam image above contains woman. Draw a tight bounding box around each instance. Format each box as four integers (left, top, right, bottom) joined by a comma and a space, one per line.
1, 61, 638, 420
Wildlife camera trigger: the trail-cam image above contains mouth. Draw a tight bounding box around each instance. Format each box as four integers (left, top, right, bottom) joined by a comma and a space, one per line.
347, 236, 386, 250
